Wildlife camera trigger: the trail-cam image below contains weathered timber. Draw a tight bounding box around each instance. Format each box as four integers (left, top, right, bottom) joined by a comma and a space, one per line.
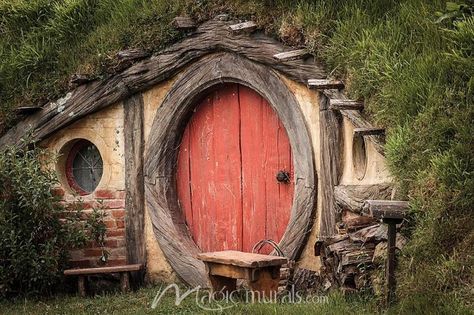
144, 53, 316, 287
229, 21, 257, 34
15, 107, 42, 115
273, 49, 309, 61
341, 249, 374, 266
322, 89, 385, 156
344, 216, 376, 230
116, 48, 150, 61
124, 94, 146, 284
329, 99, 364, 110
308, 79, 344, 90
362, 200, 409, 221
334, 184, 393, 214
64, 264, 142, 276
69, 74, 94, 87
0, 17, 325, 148
318, 94, 343, 239
354, 127, 385, 137
197, 251, 288, 268
171, 16, 196, 30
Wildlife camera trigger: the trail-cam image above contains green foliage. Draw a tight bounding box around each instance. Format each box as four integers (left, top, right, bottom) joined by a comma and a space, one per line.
0, 140, 105, 297
0, 0, 472, 310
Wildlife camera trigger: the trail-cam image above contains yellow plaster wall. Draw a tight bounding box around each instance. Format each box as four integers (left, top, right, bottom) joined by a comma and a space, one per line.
42, 102, 125, 198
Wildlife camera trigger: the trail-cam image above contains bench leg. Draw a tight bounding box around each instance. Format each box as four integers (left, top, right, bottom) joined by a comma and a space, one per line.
120, 272, 130, 293
209, 275, 236, 294
78, 276, 86, 297
248, 268, 280, 298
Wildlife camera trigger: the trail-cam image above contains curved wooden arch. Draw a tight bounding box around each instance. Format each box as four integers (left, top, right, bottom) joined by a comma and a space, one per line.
144, 53, 316, 287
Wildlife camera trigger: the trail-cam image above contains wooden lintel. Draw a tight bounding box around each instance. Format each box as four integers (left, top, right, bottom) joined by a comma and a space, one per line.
362, 200, 409, 220
329, 99, 364, 110
273, 49, 309, 61
171, 16, 196, 31
334, 184, 394, 214
15, 106, 42, 115
229, 21, 257, 34
354, 127, 385, 137
308, 79, 344, 90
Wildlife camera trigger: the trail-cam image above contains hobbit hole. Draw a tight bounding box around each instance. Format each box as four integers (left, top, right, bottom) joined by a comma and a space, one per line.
0, 17, 394, 290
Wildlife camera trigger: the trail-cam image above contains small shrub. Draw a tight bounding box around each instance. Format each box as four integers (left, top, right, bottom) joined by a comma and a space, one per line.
0, 139, 105, 297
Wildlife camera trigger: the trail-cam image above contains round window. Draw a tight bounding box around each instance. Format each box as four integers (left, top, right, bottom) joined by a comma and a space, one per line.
66, 140, 103, 195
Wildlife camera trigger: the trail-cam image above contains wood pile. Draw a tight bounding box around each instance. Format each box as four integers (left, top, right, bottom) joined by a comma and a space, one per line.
316, 184, 406, 293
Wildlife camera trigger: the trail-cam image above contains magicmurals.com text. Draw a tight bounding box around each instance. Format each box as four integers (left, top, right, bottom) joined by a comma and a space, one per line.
151, 284, 329, 311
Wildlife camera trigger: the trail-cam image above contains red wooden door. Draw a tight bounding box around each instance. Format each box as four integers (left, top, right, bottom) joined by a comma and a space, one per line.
176, 83, 294, 253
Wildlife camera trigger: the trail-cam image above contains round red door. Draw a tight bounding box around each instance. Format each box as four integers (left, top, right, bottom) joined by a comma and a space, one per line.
176, 83, 294, 253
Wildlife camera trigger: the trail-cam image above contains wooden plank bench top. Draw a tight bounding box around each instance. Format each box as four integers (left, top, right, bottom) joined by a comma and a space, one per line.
64, 264, 142, 276
197, 250, 287, 268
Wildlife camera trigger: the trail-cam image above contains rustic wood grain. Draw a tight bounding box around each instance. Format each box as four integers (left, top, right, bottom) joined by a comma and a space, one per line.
198, 251, 287, 268
144, 53, 316, 287
307, 79, 344, 90
64, 264, 142, 275
354, 127, 385, 136
362, 200, 409, 220
318, 93, 343, 239
273, 49, 309, 61
171, 16, 196, 31
329, 99, 364, 110
323, 89, 385, 156
334, 184, 393, 214
229, 21, 257, 34
123, 94, 146, 280
0, 18, 325, 148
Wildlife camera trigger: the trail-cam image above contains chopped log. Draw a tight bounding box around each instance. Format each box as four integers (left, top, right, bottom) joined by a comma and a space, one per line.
307, 79, 344, 90
229, 21, 257, 34
362, 200, 409, 221
334, 184, 393, 214
348, 224, 387, 243
15, 106, 41, 115
354, 127, 385, 137
116, 48, 150, 61
341, 249, 374, 266
171, 16, 196, 31
273, 49, 309, 61
329, 99, 364, 110
344, 216, 377, 230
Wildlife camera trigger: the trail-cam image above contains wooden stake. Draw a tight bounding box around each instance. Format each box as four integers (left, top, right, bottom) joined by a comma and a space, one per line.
354, 127, 385, 137
273, 49, 309, 62
308, 79, 344, 90
329, 99, 364, 110
229, 21, 257, 34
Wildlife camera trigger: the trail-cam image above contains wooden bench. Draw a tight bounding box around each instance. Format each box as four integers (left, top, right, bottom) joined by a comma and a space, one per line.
197, 251, 287, 297
64, 264, 142, 297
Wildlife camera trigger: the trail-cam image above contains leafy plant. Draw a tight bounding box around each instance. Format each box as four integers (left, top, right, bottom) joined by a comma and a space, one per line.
0, 139, 105, 297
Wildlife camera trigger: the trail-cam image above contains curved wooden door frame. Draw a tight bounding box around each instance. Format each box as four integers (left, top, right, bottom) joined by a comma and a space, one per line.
144, 52, 317, 287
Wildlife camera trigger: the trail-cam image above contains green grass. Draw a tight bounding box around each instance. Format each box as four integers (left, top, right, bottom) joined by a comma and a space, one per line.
0, 0, 473, 311
0, 285, 374, 315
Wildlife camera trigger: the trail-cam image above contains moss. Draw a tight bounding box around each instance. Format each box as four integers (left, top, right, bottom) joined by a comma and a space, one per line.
0, 0, 473, 310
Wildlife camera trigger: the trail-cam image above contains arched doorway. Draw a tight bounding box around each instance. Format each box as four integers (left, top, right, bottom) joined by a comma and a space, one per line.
176, 83, 294, 253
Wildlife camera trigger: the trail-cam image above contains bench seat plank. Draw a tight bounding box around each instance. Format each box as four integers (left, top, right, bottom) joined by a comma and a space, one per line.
197, 250, 287, 268
64, 264, 142, 276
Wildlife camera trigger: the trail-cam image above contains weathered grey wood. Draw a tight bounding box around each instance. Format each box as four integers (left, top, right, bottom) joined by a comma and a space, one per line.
124, 94, 146, 282
0, 18, 325, 148
329, 99, 364, 110
116, 48, 150, 61
354, 127, 385, 137
144, 53, 316, 287
308, 79, 344, 90
323, 89, 385, 156
64, 264, 142, 276
334, 184, 394, 214
273, 49, 309, 61
362, 200, 409, 220
318, 94, 343, 239
198, 251, 287, 268
229, 21, 257, 34
78, 275, 86, 297
171, 16, 196, 30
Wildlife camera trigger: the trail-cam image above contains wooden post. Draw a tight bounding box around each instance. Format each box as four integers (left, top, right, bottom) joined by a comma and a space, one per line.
120, 272, 130, 293
124, 94, 146, 287
78, 276, 86, 297
385, 219, 397, 305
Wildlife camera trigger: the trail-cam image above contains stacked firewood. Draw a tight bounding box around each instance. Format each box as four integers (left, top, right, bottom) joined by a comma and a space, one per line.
315, 184, 406, 293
